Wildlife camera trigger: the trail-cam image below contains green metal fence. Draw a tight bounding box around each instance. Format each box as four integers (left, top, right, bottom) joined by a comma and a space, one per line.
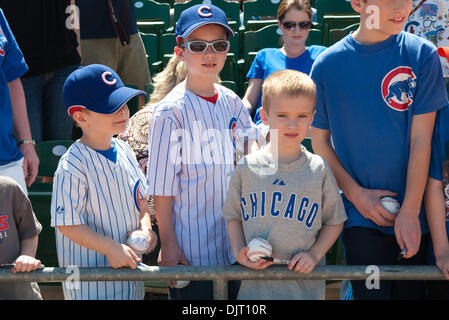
0, 265, 445, 300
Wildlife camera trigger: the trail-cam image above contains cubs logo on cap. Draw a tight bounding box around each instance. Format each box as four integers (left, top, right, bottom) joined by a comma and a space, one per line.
198, 5, 213, 18
63, 64, 146, 116
175, 4, 235, 39
381, 66, 416, 111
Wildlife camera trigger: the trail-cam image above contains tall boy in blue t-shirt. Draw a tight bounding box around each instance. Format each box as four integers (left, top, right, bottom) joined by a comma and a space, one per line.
310, 0, 448, 299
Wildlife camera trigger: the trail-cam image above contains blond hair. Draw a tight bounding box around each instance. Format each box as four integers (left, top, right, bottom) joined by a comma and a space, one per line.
277, 0, 313, 22
148, 55, 187, 104
145, 55, 221, 107
262, 69, 316, 112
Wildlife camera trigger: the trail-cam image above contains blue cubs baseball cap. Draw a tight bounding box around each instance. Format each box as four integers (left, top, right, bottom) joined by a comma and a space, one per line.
63, 64, 146, 116
175, 4, 235, 39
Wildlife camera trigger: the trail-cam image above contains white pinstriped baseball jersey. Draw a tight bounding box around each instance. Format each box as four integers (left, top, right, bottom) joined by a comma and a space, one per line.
147, 82, 254, 266
51, 138, 147, 300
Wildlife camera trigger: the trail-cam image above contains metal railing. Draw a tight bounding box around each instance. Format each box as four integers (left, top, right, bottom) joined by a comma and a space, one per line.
0, 265, 445, 299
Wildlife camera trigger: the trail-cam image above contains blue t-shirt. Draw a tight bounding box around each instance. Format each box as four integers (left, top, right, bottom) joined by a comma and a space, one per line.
311, 31, 448, 235
77, 0, 138, 40
0, 9, 29, 166
246, 45, 327, 124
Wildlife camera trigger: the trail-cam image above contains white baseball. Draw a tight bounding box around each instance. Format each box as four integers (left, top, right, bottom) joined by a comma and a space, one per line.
174, 264, 190, 289
247, 238, 272, 262
126, 230, 150, 255
381, 197, 401, 215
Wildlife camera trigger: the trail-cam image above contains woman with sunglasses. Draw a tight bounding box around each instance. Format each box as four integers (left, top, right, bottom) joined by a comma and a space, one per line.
242, 0, 326, 124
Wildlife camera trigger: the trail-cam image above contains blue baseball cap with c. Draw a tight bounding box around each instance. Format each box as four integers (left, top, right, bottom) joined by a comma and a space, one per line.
63, 64, 146, 116
175, 4, 235, 39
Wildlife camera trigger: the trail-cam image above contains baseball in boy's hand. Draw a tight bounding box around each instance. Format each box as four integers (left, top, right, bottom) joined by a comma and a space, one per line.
246, 238, 272, 262
381, 196, 401, 215
126, 230, 150, 255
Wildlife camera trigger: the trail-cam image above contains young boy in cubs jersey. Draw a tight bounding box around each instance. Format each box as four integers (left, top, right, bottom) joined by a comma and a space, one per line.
223, 70, 346, 300
310, 0, 448, 299
146, 4, 255, 299
51, 64, 157, 300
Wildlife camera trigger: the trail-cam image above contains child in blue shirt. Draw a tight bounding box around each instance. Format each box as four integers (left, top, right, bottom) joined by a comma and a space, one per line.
310, 0, 448, 300
0, 8, 39, 191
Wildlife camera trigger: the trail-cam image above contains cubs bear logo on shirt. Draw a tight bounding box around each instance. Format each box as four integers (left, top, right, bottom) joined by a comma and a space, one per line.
381, 66, 417, 111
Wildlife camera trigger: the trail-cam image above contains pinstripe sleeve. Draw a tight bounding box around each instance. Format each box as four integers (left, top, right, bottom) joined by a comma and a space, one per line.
146, 113, 182, 196
51, 168, 87, 227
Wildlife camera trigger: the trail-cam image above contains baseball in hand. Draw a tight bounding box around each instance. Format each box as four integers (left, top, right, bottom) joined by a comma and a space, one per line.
247, 238, 272, 262
381, 197, 401, 215
126, 230, 150, 255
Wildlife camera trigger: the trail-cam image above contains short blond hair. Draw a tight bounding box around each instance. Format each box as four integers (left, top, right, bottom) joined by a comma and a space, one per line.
261, 69, 316, 112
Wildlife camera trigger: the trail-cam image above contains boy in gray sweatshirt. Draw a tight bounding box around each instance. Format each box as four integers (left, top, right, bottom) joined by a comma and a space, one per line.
223, 70, 347, 300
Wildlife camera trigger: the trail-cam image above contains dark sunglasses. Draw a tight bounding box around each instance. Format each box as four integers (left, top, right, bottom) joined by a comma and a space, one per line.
180, 40, 230, 53
282, 20, 312, 31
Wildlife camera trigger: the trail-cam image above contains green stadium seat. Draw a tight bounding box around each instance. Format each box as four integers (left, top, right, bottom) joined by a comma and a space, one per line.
242, 23, 282, 58
315, 0, 356, 25
242, 0, 280, 31
328, 23, 359, 46
134, 0, 172, 34
220, 54, 237, 83
322, 15, 359, 46
146, 0, 174, 6
306, 28, 323, 46
161, 33, 177, 66
314, 0, 359, 45
140, 32, 163, 75
220, 80, 237, 93
28, 140, 74, 267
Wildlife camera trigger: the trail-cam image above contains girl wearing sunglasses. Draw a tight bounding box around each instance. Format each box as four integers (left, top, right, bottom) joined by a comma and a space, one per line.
242, 0, 327, 125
